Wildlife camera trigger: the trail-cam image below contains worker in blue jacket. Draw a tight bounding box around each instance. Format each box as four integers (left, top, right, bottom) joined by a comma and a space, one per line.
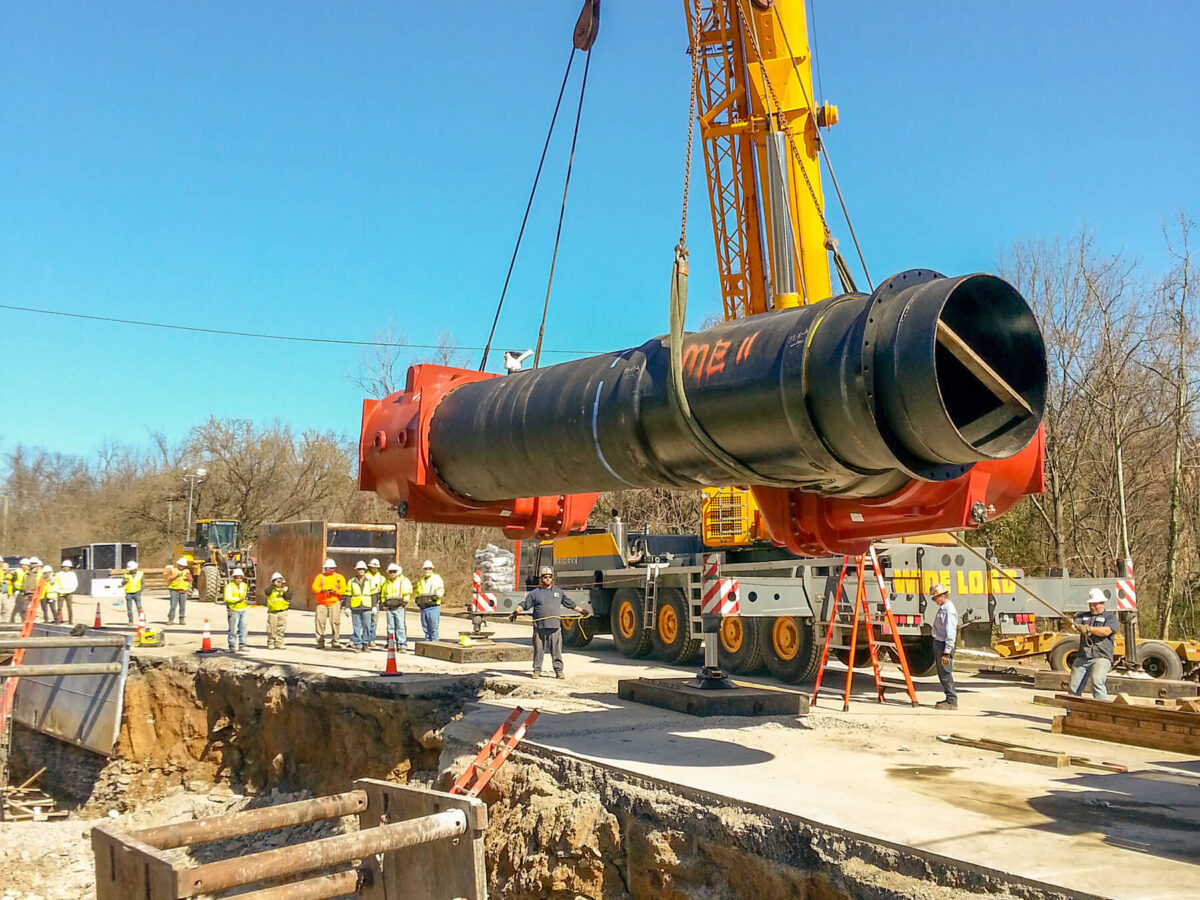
510, 566, 578, 679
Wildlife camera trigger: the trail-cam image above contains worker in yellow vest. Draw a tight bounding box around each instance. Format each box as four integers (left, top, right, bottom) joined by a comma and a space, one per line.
414, 560, 445, 642
263, 572, 292, 649
0, 561, 13, 624
381, 563, 412, 652
8, 560, 28, 623
166, 557, 193, 625
224, 568, 250, 652
347, 561, 372, 652
40, 564, 59, 623
366, 558, 385, 649
56, 560, 79, 624
122, 560, 144, 625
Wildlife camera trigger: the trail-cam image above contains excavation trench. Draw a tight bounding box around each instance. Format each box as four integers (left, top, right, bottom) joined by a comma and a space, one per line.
6, 659, 1083, 900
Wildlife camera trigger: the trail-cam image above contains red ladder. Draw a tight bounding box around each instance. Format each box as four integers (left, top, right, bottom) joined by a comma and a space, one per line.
811, 546, 918, 710
450, 707, 539, 798
1, 576, 45, 785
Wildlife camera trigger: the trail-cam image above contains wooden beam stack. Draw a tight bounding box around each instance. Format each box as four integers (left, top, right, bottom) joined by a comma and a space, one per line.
1039, 693, 1200, 755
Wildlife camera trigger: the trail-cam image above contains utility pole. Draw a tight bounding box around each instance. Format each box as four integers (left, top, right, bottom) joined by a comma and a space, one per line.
183, 468, 208, 540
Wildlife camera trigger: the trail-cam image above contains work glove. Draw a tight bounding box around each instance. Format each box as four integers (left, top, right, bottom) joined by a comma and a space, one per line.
939, 655, 951, 668
1075, 623, 1090, 635
508, 610, 519, 623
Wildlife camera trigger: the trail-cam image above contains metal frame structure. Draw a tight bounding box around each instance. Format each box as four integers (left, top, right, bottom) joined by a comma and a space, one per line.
92, 779, 487, 900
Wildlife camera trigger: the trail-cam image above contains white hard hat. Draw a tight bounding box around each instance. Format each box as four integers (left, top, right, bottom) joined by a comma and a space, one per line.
42, 564, 53, 573
323, 558, 337, 568
930, 582, 950, 598
232, 568, 245, 577
271, 572, 284, 581
19, 558, 29, 565
1087, 588, 1107, 605
30, 557, 41, 565
422, 560, 433, 569
368, 558, 381, 567
61, 560, 73, 568
355, 560, 367, 570
127, 560, 139, 570
176, 557, 187, 566
387, 563, 400, 572
539, 566, 554, 577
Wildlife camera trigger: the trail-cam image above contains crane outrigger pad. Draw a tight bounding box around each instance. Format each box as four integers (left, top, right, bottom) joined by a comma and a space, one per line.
414, 640, 533, 665
617, 677, 808, 717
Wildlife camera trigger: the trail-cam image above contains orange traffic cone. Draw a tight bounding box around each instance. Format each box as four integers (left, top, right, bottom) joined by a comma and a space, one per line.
381, 629, 401, 677
197, 618, 217, 654
135, 610, 146, 643
93, 603, 103, 628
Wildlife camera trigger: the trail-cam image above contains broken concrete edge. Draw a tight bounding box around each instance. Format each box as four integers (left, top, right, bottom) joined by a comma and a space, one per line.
438, 726, 1104, 900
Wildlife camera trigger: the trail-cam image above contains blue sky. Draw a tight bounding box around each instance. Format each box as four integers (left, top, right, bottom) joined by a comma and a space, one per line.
3, 1, 1197, 457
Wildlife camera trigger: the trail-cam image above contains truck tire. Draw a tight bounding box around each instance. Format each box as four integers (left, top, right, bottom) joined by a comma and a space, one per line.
1048, 638, 1078, 672
651, 588, 702, 665
761, 616, 820, 683
901, 638, 938, 677
717, 615, 765, 674
834, 645, 872, 669
610, 588, 653, 658
200, 565, 221, 604
561, 615, 595, 649
1137, 641, 1184, 680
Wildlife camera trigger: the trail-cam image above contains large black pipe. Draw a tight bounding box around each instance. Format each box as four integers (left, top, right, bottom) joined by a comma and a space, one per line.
430, 270, 1046, 502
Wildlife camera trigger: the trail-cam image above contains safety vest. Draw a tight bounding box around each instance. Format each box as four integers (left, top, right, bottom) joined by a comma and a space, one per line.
264, 586, 290, 612
167, 567, 191, 591
367, 571, 385, 599
224, 581, 249, 610
11, 569, 23, 591
381, 575, 412, 607
347, 576, 372, 609
311, 572, 347, 606
124, 571, 144, 593
43, 577, 59, 600
415, 573, 445, 605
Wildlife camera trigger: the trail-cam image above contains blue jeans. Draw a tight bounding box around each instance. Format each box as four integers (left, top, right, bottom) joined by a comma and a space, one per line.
168, 590, 188, 623
366, 605, 378, 644
1069, 655, 1113, 700
933, 639, 957, 705
420, 605, 440, 642
125, 591, 143, 624
385, 609, 407, 648
351, 607, 371, 649
227, 609, 247, 649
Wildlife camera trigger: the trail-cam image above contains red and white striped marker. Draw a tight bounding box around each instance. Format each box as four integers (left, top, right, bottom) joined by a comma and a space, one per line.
701, 553, 739, 615
1115, 559, 1137, 610
471, 570, 497, 613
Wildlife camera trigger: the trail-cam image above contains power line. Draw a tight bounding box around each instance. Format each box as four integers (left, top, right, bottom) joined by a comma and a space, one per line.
0, 303, 603, 357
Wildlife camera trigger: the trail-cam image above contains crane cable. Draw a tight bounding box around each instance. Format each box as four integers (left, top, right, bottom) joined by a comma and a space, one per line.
666, 1, 794, 489
477, 48, 578, 371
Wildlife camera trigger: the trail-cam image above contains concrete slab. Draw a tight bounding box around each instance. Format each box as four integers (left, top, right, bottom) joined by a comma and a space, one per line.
414, 640, 533, 664
618, 677, 808, 717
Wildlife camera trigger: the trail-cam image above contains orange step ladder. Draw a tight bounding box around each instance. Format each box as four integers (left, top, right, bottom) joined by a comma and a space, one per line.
450, 707, 539, 798
811, 546, 918, 710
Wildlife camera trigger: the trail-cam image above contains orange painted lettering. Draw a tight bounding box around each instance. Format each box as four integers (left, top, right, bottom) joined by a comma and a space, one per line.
706, 339, 731, 377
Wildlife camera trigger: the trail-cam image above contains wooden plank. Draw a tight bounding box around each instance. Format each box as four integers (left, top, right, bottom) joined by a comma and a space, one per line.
1060, 713, 1200, 755
1055, 694, 1200, 727
256, 521, 327, 611
936, 320, 1034, 416
937, 733, 1126, 773
1002, 747, 1070, 768
1033, 669, 1200, 698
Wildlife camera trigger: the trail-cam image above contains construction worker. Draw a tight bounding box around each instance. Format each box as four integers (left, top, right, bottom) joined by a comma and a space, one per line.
263, 573, 292, 649
1068, 588, 1119, 701
380, 563, 412, 651
16, 558, 42, 623
56, 560, 78, 624
166, 557, 192, 625
414, 560, 445, 642
347, 561, 373, 652
311, 559, 347, 650
39, 564, 58, 623
366, 558, 385, 648
224, 567, 250, 652
122, 560, 144, 625
8, 559, 28, 622
510, 566, 578, 679
930, 583, 958, 710
0, 561, 12, 623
